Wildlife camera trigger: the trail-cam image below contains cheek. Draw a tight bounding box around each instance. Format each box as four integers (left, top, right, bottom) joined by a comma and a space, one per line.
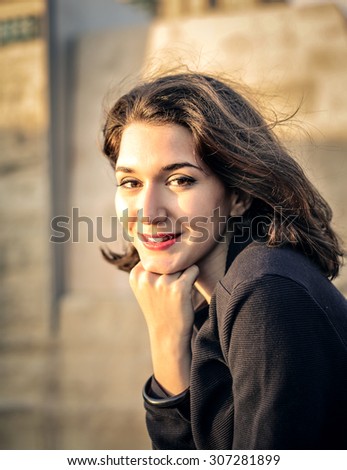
115, 194, 129, 233
115, 192, 130, 216
191, 189, 230, 222
115, 194, 138, 240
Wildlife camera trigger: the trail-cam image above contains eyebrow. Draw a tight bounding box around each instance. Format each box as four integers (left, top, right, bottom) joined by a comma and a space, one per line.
115, 162, 203, 173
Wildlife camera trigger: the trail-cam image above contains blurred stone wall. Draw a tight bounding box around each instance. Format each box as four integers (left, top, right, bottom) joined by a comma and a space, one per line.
158, 0, 264, 17
0, 0, 53, 449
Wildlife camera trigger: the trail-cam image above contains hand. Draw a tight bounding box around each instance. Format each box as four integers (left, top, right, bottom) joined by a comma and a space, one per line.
129, 262, 199, 395
129, 262, 200, 340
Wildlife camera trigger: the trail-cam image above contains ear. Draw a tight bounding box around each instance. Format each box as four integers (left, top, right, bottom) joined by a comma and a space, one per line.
229, 190, 252, 216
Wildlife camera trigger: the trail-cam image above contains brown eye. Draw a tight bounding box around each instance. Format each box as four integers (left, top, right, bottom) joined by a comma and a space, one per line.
118, 179, 142, 189
167, 176, 196, 187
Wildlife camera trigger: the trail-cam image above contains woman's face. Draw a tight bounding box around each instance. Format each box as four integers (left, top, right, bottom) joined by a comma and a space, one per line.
115, 122, 235, 275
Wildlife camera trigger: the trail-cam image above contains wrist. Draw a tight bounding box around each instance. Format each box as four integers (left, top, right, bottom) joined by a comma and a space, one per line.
148, 326, 192, 350
150, 333, 191, 355
149, 338, 192, 396
143, 375, 190, 408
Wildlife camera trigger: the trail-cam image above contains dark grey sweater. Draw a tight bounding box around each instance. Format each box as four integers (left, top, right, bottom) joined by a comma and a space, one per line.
144, 242, 347, 449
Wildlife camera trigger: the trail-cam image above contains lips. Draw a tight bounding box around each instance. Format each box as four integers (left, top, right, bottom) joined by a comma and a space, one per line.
140, 233, 177, 242
138, 233, 180, 250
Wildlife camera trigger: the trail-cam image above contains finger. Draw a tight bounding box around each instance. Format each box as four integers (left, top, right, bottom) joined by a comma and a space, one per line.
178, 265, 200, 285
130, 262, 165, 289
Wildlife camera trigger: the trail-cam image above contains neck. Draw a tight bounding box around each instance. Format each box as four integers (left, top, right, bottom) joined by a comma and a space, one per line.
194, 238, 230, 304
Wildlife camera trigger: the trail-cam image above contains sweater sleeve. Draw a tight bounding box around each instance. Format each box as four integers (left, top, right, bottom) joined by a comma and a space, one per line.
227, 275, 335, 450
144, 387, 196, 449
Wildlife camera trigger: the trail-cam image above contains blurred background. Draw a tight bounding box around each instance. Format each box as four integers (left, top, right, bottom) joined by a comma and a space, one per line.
0, 0, 346, 450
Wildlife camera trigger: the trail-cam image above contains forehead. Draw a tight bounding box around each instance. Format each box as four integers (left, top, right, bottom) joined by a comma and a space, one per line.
117, 122, 200, 168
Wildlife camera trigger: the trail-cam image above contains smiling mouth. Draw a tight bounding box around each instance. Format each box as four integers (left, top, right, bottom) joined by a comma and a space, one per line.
139, 233, 180, 243
137, 232, 181, 250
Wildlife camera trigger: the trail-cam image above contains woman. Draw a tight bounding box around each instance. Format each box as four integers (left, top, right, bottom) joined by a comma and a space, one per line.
102, 72, 347, 450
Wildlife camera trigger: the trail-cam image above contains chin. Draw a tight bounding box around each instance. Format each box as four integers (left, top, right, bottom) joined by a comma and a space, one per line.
142, 264, 179, 275
140, 258, 187, 275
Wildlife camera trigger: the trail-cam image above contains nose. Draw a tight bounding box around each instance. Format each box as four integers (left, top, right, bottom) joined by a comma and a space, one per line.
137, 184, 167, 225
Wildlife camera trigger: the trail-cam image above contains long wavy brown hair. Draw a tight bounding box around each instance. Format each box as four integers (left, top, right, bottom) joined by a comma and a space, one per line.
101, 72, 344, 279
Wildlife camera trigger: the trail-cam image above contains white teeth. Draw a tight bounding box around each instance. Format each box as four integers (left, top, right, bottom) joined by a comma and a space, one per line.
141, 234, 178, 243
147, 237, 166, 242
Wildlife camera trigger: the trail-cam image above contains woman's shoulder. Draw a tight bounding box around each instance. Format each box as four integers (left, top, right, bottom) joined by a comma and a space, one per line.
218, 241, 347, 316
222, 242, 329, 292
213, 242, 347, 355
